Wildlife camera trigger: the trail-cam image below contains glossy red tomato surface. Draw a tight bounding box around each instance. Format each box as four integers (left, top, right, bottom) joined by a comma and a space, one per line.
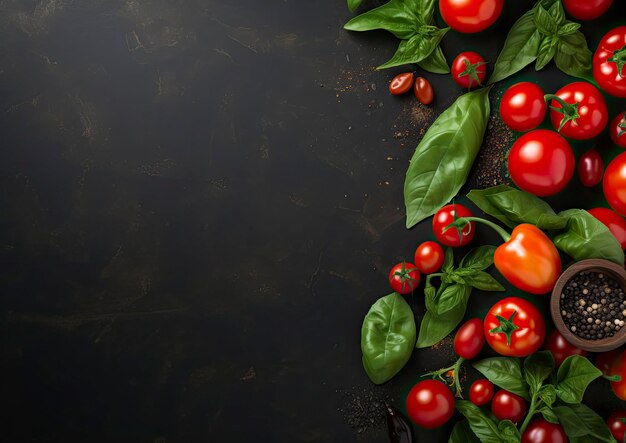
544, 329, 588, 367
508, 130, 575, 197
610, 112, 626, 148
608, 411, 626, 442
414, 241, 444, 274
469, 379, 494, 406
389, 73, 414, 95
451, 51, 487, 89
499, 82, 546, 132
588, 208, 626, 249
454, 318, 484, 360
432, 204, 475, 247
484, 297, 546, 357
578, 149, 604, 187
548, 82, 608, 140
405, 379, 454, 429
563, 0, 613, 20
594, 27, 626, 98
439, 0, 503, 33
521, 418, 567, 443
491, 390, 527, 423
611, 351, 626, 400
603, 152, 626, 216
414, 77, 434, 105
595, 348, 622, 375
388, 262, 420, 295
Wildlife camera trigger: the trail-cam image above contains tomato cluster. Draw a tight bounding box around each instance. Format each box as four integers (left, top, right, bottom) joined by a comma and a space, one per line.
388, 72, 433, 105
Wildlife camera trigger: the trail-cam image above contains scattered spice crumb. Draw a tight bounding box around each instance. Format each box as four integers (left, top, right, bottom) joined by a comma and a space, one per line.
468, 112, 513, 188
337, 385, 393, 436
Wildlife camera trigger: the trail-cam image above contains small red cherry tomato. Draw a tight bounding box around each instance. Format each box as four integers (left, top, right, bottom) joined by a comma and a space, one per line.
595, 348, 622, 375
578, 149, 604, 187
491, 390, 527, 423
547, 82, 608, 140
544, 329, 588, 367
608, 411, 626, 442
451, 51, 487, 89
588, 208, 626, 249
469, 379, 494, 406
563, 0, 613, 20
521, 418, 567, 443
594, 27, 626, 98
388, 262, 420, 295
610, 112, 626, 148
611, 351, 626, 400
414, 241, 445, 274
389, 73, 414, 95
603, 152, 626, 216
454, 318, 485, 360
499, 82, 547, 132
439, 0, 503, 33
405, 379, 454, 429
432, 204, 475, 247
414, 77, 434, 105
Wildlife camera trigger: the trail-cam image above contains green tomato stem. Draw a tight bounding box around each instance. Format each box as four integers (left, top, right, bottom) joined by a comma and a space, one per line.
519, 395, 539, 434
423, 357, 466, 398
454, 217, 512, 242
544, 94, 580, 132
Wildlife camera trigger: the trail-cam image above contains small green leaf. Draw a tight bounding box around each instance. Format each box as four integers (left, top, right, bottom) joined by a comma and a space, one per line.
534, 5, 558, 35
449, 420, 481, 443
443, 247, 454, 273
555, 355, 602, 404
498, 420, 522, 443
473, 357, 530, 400
558, 21, 581, 36
459, 245, 496, 271
347, 0, 363, 12
435, 284, 470, 315
540, 406, 559, 424
377, 27, 449, 70
524, 351, 555, 394
462, 271, 505, 292
424, 280, 437, 312
538, 384, 557, 407
548, 0, 566, 26
536, 35, 557, 70
554, 31, 593, 80
344, 0, 420, 39
417, 291, 470, 348
456, 401, 505, 443
418, 46, 450, 74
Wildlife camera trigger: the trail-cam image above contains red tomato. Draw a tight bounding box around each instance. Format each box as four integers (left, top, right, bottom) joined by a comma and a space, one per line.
594, 27, 626, 98
608, 411, 626, 442
469, 379, 494, 406
499, 82, 547, 132
432, 204, 475, 247
547, 82, 608, 140
588, 208, 626, 249
491, 390, 527, 423
610, 112, 626, 148
405, 379, 454, 429
451, 51, 487, 89
508, 130, 575, 197
595, 348, 622, 375
389, 73, 414, 95
611, 351, 626, 400
603, 152, 626, 216
544, 329, 588, 367
578, 149, 604, 187
414, 241, 444, 274
414, 77, 434, 105
388, 262, 420, 295
521, 418, 567, 443
454, 318, 485, 360
439, 0, 503, 33
563, 0, 613, 20
484, 297, 546, 357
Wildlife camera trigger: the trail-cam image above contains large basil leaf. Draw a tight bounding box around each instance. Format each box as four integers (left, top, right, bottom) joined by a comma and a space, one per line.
553, 403, 617, 443
347, 0, 363, 12
434, 284, 471, 315
405, 87, 491, 228
554, 209, 625, 265
449, 420, 480, 443
343, 0, 420, 39
416, 291, 469, 348
524, 351, 555, 394
473, 357, 530, 400
455, 401, 504, 443
378, 27, 449, 70
459, 245, 496, 270
361, 293, 416, 384
555, 30, 593, 80
555, 355, 602, 404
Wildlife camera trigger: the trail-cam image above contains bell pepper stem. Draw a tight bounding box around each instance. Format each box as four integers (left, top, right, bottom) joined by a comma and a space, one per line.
450, 216, 511, 242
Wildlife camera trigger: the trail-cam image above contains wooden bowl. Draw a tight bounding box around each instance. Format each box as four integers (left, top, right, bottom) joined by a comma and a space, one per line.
550, 259, 626, 352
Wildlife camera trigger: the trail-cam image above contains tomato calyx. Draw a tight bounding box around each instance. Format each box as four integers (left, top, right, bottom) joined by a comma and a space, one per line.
489, 311, 520, 347
392, 261, 419, 293
608, 44, 626, 78
440, 203, 475, 246
445, 216, 511, 243
618, 113, 626, 138
424, 357, 466, 398
544, 94, 581, 132
458, 59, 487, 89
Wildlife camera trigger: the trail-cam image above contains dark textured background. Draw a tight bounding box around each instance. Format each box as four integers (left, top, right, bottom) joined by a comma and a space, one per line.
1, 0, 625, 441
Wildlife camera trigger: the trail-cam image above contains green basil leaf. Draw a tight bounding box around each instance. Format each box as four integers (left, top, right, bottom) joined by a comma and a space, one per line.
404, 88, 491, 228
554, 209, 625, 265
498, 420, 522, 443
534, 4, 558, 35
473, 357, 530, 400
536, 35, 557, 70
538, 384, 557, 407
548, 0, 566, 26
414, 0, 435, 24
553, 403, 616, 442
417, 291, 469, 348
462, 271, 505, 292
455, 401, 504, 443
540, 406, 559, 424
524, 351, 555, 394
449, 420, 481, 443
558, 21, 581, 36
443, 247, 455, 273
555, 355, 602, 404
377, 27, 449, 70
424, 280, 437, 312
436, 284, 471, 315
343, 0, 420, 39
554, 31, 593, 79
347, 0, 363, 12
418, 46, 450, 74
361, 293, 416, 384
459, 245, 496, 271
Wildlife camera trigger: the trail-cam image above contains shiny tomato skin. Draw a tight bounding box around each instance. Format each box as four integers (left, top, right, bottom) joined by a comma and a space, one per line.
389, 73, 414, 95
563, 0, 613, 20
594, 27, 626, 98
484, 297, 546, 357
432, 204, 475, 247
451, 51, 486, 89
405, 379, 455, 429
610, 112, 626, 148
499, 82, 547, 132
439, 0, 503, 33
388, 262, 420, 295
414, 241, 445, 274
454, 318, 485, 360
414, 77, 434, 105
544, 329, 588, 367
492, 390, 527, 423
603, 152, 626, 216
578, 149, 604, 187
521, 418, 568, 443
611, 351, 626, 400
549, 82, 608, 140
595, 348, 622, 375
469, 379, 494, 406
508, 129, 575, 197
608, 411, 626, 442
588, 208, 626, 249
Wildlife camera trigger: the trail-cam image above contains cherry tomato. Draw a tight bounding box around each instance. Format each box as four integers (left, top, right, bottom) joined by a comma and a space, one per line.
610, 112, 626, 148
595, 348, 622, 375
414, 241, 444, 274
451, 51, 487, 89
588, 208, 626, 249
484, 297, 546, 357
389, 73, 414, 95
594, 27, 626, 98
544, 329, 588, 367
388, 262, 420, 295
608, 411, 626, 442
414, 77, 434, 105
499, 82, 547, 132
603, 152, 626, 216
547, 82, 608, 140
491, 390, 527, 423
578, 149, 604, 187
563, 0, 613, 20
454, 318, 485, 360
432, 204, 475, 247
439, 0, 503, 33
508, 129, 575, 197
405, 379, 454, 429
469, 379, 494, 406
521, 418, 567, 443
611, 351, 626, 400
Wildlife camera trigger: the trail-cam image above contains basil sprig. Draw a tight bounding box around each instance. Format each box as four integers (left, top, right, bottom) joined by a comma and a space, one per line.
489, 0, 591, 84
344, 0, 450, 72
